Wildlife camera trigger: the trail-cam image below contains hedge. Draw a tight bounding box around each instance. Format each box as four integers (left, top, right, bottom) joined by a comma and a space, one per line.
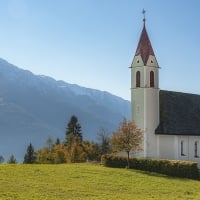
101, 154, 199, 180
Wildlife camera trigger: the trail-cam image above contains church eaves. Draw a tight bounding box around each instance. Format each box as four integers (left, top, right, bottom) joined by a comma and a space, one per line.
135, 23, 155, 65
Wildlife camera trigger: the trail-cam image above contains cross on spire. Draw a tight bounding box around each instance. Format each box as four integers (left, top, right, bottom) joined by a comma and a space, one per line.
142, 9, 146, 24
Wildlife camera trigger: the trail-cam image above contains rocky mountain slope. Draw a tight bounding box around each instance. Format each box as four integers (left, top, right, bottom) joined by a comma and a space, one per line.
0, 58, 130, 161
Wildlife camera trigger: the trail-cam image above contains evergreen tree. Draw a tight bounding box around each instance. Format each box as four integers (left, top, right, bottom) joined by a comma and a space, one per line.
7, 154, 17, 164
55, 138, 60, 145
23, 143, 37, 164
65, 115, 83, 145
0, 155, 4, 163
65, 115, 85, 162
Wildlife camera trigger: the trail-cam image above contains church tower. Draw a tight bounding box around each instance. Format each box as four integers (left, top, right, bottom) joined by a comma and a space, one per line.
130, 13, 159, 158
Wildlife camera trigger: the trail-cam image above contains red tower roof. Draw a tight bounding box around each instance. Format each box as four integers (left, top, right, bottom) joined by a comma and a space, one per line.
135, 24, 155, 65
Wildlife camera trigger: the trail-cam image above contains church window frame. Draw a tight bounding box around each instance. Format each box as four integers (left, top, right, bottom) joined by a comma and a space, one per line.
194, 141, 199, 158
181, 140, 185, 156
136, 71, 141, 88
150, 71, 154, 88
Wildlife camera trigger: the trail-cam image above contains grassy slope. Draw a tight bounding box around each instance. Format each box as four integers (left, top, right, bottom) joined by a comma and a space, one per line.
0, 163, 200, 200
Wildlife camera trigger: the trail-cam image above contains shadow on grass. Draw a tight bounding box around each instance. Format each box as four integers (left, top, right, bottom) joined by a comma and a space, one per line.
126, 168, 200, 181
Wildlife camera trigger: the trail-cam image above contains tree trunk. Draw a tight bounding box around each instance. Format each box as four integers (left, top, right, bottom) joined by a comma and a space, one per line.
127, 151, 130, 169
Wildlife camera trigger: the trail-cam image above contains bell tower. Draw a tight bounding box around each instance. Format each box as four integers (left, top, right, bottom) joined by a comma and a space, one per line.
130, 11, 159, 158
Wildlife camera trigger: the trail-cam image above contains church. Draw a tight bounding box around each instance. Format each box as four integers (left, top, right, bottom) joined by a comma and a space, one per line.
131, 15, 200, 167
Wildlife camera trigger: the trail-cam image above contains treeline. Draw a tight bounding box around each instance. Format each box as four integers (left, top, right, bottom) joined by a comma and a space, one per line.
0, 154, 18, 164
1, 115, 111, 164
1, 117, 142, 165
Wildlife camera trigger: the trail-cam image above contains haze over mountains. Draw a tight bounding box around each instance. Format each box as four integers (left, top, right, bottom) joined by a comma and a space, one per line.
0, 58, 130, 161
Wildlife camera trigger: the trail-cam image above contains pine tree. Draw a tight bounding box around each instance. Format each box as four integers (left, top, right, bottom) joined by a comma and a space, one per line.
23, 143, 37, 164
7, 154, 17, 164
55, 138, 60, 145
65, 115, 85, 162
65, 115, 83, 146
0, 155, 4, 163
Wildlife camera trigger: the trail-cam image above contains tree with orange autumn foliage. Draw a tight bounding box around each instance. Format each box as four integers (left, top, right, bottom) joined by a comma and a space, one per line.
111, 118, 143, 168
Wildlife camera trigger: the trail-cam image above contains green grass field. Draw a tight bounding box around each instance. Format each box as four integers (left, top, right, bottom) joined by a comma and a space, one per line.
0, 163, 200, 200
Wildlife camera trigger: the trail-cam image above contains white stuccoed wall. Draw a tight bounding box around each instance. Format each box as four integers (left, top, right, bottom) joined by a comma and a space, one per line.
131, 55, 159, 158
158, 135, 200, 167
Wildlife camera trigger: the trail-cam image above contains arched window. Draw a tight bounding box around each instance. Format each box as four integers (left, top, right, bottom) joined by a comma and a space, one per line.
136, 71, 140, 88
150, 71, 154, 88
194, 141, 198, 158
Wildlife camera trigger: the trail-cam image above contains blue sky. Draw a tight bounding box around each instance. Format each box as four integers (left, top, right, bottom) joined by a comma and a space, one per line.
0, 0, 200, 100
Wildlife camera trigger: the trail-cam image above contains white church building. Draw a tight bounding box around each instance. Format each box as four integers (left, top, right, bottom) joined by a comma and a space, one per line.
131, 16, 200, 167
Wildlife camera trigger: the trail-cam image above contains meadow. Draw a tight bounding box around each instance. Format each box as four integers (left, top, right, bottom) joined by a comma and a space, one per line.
0, 163, 200, 200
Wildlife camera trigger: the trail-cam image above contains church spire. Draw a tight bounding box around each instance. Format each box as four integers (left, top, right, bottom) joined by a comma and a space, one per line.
135, 10, 155, 65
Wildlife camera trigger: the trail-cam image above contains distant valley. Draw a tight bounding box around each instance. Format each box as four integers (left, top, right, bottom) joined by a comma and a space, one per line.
0, 58, 130, 161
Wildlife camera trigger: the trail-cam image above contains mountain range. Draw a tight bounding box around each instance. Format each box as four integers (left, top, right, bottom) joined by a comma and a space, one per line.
0, 58, 130, 161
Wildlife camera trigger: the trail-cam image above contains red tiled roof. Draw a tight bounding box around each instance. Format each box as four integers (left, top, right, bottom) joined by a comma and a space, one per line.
135, 24, 155, 65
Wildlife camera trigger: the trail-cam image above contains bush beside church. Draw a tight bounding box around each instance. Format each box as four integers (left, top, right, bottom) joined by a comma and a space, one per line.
101, 154, 199, 180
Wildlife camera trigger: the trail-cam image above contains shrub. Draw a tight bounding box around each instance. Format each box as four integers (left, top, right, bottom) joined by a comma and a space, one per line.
101, 154, 199, 180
